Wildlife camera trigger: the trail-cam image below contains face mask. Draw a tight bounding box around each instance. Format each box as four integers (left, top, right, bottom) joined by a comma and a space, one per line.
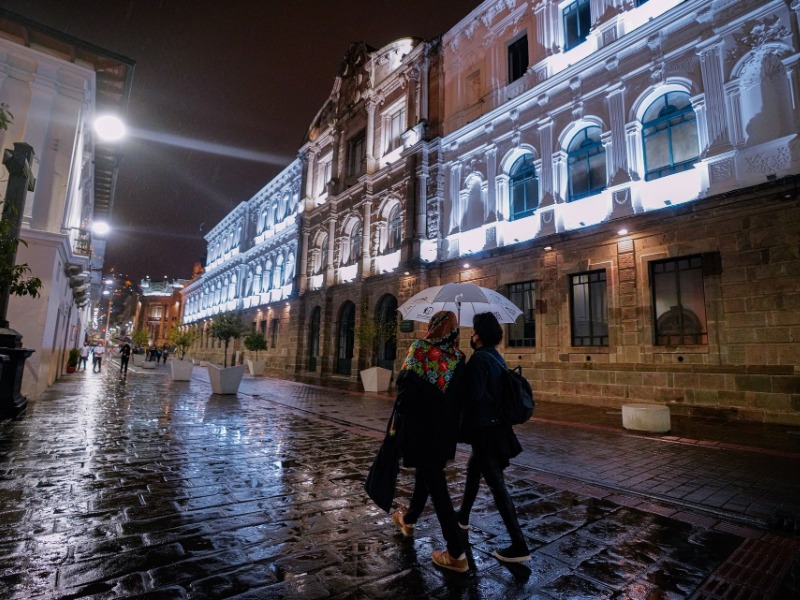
469, 337, 478, 351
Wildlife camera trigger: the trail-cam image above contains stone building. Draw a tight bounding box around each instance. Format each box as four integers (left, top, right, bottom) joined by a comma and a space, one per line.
184, 0, 800, 425
133, 277, 188, 348
0, 10, 133, 398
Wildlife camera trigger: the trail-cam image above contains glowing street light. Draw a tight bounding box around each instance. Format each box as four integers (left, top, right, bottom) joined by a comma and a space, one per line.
92, 221, 110, 236
94, 115, 126, 142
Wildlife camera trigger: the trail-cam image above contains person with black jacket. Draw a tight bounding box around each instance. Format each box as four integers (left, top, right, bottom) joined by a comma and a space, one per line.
389, 310, 469, 573
457, 311, 530, 563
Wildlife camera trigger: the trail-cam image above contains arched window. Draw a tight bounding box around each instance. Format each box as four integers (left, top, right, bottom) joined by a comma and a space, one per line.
567, 126, 605, 201
387, 206, 401, 252
642, 92, 699, 181
308, 306, 321, 371
509, 154, 538, 219
336, 301, 356, 374
349, 222, 362, 265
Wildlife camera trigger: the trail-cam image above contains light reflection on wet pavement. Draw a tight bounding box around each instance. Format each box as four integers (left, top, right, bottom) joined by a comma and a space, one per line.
0, 363, 797, 598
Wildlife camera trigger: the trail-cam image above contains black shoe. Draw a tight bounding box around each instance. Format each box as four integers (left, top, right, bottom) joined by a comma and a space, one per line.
493, 545, 530, 563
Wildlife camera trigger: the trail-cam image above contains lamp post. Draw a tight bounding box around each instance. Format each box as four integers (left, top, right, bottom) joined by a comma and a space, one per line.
0, 142, 36, 419
102, 278, 114, 346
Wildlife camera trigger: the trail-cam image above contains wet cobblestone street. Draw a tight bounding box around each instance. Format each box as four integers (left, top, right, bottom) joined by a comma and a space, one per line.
1, 361, 798, 599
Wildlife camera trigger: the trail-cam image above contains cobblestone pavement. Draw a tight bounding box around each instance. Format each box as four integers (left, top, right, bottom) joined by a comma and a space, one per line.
0, 361, 798, 599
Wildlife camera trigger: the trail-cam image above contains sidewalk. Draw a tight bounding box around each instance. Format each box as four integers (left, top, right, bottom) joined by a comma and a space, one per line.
0, 362, 797, 599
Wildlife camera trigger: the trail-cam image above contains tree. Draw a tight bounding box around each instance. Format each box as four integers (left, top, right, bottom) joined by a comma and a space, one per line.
167, 326, 200, 361
352, 303, 397, 368
0, 103, 42, 302
208, 312, 246, 368
243, 329, 268, 359
131, 328, 149, 352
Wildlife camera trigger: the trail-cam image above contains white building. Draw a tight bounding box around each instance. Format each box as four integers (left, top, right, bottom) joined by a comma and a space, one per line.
0, 11, 134, 399
181, 160, 302, 364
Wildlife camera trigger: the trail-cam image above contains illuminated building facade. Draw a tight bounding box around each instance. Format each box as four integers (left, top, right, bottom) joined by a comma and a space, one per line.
186, 0, 800, 424
180, 161, 302, 369
134, 277, 188, 348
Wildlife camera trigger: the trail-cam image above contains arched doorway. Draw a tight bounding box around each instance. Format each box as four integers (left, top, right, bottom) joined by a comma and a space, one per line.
307, 306, 321, 371
336, 301, 356, 375
376, 294, 398, 370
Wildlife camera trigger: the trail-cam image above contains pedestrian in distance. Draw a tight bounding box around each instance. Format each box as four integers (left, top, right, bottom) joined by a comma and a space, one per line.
79, 342, 90, 371
119, 343, 131, 375
92, 341, 105, 373
456, 311, 530, 563
161, 346, 169, 364
389, 310, 470, 573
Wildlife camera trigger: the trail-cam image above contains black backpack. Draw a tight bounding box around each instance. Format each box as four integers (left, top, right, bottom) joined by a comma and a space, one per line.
486, 353, 535, 425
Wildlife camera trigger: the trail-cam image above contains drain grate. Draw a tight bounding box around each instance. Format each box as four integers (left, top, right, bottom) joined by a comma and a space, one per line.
690, 533, 800, 599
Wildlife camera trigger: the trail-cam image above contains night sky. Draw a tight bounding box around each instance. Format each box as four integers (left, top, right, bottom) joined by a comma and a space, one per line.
1, 0, 479, 282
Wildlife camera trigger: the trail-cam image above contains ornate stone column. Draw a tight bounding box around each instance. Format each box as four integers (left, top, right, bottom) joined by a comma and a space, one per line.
365, 99, 378, 173
605, 84, 630, 186
361, 201, 372, 275
698, 42, 732, 155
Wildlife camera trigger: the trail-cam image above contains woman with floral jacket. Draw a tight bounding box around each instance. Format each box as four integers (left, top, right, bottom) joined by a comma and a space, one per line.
390, 310, 469, 573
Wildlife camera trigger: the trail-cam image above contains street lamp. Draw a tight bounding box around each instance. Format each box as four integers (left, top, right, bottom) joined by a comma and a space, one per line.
102, 279, 115, 346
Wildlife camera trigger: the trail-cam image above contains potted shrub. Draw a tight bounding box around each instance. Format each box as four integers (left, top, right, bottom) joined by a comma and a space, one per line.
206, 312, 246, 394
66, 348, 79, 374
131, 329, 149, 367
353, 307, 393, 392
167, 327, 200, 381
243, 329, 268, 376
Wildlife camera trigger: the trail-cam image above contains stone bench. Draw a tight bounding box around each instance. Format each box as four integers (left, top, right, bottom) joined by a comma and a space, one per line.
622, 403, 671, 433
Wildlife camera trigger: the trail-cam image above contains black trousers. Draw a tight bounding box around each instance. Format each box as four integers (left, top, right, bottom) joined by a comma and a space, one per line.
403, 466, 465, 557
458, 452, 527, 551
120, 357, 129, 373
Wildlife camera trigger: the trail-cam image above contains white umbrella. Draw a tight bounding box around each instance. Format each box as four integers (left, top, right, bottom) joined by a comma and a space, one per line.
397, 282, 522, 325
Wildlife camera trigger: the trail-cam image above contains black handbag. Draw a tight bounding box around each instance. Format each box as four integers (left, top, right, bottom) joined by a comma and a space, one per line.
365, 406, 403, 513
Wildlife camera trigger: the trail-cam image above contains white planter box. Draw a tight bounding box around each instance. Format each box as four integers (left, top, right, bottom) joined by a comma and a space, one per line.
141, 360, 156, 369
360, 366, 392, 392
207, 363, 245, 395
171, 359, 194, 381
246, 359, 265, 376
132, 354, 145, 367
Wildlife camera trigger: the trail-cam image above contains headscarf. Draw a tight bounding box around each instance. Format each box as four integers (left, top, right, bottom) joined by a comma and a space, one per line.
400, 310, 464, 393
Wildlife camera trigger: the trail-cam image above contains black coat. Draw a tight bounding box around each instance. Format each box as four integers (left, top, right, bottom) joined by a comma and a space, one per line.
394, 364, 464, 470
459, 347, 522, 462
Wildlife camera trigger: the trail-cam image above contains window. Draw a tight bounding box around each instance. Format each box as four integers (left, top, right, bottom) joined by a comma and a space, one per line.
508, 281, 536, 347
336, 301, 356, 374
376, 294, 398, 370
567, 126, 606, 201
270, 318, 279, 349
347, 131, 366, 179
349, 222, 362, 265
387, 206, 401, 252
642, 92, 699, 181
635, 0, 649, 5
508, 35, 529, 83
651, 256, 707, 346
570, 270, 608, 346
563, 0, 591, 51
509, 154, 538, 219
149, 305, 163, 319
385, 108, 406, 153
259, 320, 267, 337
308, 306, 321, 371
